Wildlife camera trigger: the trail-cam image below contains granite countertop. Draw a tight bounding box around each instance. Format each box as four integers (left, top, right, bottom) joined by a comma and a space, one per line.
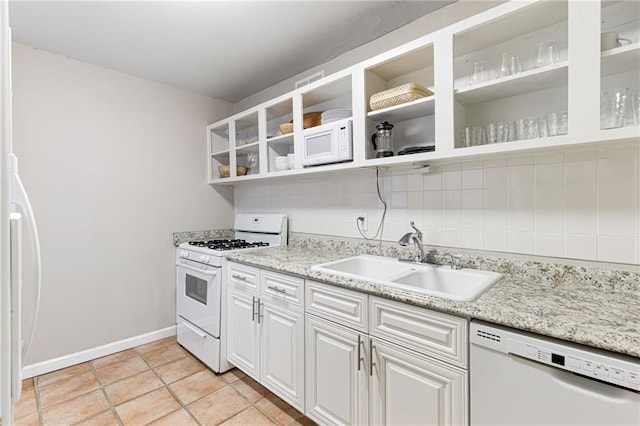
225, 245, 640, 358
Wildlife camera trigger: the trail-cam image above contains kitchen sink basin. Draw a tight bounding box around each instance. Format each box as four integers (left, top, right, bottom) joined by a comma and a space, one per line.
312, 255, 502, 302
311, 255, 417, 281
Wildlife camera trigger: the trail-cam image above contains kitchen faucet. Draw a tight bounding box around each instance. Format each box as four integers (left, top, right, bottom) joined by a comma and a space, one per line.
398, 221, 425, 263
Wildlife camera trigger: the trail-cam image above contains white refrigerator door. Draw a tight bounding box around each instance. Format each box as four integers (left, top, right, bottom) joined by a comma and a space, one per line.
1, 0, 13, 421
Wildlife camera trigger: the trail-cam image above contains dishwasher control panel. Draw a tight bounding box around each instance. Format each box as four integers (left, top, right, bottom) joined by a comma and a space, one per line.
471, 321, 640, 391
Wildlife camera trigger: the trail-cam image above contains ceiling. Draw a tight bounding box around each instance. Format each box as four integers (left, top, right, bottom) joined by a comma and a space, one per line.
9, 1, 454, 103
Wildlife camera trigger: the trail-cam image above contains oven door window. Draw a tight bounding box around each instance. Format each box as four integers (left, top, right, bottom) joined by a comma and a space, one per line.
185, 273, 208, 305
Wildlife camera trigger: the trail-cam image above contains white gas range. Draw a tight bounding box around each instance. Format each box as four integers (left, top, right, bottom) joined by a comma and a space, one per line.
175, 213, 287, 373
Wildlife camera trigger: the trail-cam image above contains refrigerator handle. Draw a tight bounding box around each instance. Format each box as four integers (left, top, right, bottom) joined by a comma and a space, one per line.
10, 154, 41, 359
9, 213, 22, 403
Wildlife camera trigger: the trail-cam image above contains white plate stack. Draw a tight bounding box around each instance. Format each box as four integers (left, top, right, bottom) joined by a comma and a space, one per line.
321, 109, 352, 124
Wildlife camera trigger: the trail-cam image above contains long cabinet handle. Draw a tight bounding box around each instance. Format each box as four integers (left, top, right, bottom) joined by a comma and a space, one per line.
258, 301, 264, 323
369, 339, 375, 377
251, 296, 257, 322
357, 334, 362, 371
232, 274, 247, 281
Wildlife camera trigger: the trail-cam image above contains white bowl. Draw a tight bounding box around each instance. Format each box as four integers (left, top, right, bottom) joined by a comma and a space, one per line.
274, 163, 288, 171
287, 159, 295, 169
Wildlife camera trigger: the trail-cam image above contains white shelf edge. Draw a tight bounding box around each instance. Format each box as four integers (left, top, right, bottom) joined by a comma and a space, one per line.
600, 42, 640, 60
455, 61, 569, 95
236, 141, 260, 151
210, 149, 230, 157
367, 95, 435, 119
267, 134, 294, 144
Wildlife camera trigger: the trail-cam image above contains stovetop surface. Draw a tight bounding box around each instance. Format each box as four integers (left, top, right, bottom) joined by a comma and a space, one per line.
186, 239, 270, 252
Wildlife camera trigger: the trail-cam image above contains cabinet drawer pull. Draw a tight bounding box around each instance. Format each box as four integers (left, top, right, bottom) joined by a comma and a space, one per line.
357, 334, 362, 371
251, 296, 257, 322
369, 339, 375, 377
267, 285, 287, 294
258, 301, 264, 323
232, 274, 247, 281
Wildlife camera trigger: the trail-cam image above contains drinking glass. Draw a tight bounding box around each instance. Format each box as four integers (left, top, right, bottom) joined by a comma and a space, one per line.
469, 61, 489, 85
485, 123, 498, 144
623, 89, 637, 127
601, 88, 627, 129
497, 53, 522, 78
496, 53, 511, 79
463, 126, 486, 147
496, 121, 513, 143
525, 117, 540, 139
538, 116, 548, 138
532, 41, 559, 69
514, 118, 527, 140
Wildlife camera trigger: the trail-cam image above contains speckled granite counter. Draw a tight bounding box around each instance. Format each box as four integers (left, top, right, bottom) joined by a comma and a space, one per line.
173, 229, 234, 246
225, 238, 640, 358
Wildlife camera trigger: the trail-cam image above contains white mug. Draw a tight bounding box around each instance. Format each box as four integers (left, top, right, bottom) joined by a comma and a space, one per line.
601, 32, 632, 51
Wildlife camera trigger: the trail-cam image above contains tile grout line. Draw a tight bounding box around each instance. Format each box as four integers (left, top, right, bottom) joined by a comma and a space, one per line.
87, 358, 125, 426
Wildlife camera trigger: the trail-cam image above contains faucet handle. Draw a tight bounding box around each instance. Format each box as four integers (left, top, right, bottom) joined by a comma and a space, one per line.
448, 254, 463, 270
409, 221, 422, 240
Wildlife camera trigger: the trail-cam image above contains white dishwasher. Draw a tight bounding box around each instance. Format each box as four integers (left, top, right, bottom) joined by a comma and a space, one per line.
470, 320, 640, 426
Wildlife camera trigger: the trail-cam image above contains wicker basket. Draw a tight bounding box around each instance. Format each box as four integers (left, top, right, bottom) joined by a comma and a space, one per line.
369, 83, 433, 111
218, 165, 247, 178
303, 112, 322, 129
279, 123, 293, 134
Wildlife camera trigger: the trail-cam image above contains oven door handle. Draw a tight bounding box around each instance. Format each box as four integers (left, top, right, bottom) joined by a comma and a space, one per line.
176, 263, 220, 277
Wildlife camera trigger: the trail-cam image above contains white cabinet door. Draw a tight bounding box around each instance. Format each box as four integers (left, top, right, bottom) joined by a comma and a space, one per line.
260, 302, 305, 411
227, 289, 259, 380
370, 338, 468, 426
305, 315, 368, 426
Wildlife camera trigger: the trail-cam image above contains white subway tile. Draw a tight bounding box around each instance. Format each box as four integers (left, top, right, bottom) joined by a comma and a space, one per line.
423, 228, 442, 246
535, 152, 564, 164
565, 235, 597, 261
442, 228, 462, 247
598, 209, 635, 237
391, 192, 407, 209
423, 173, 442, 191
407, 173, 424, 191
597, 236, 635, 264
508, 231, 535, 253
535, 233, 564, 257
484, 209, 508, 231
406, 191, 423, 209
462, 229, 484, 249
535, 186, 563, 209
535, 209, 564, 234
424, 209, 443, 229
443, 209, 462, 228
442, 170, 462, 190
442, 190, 461, 209
564, 150, 597, 163
484, 167, 508, 189
462, 169, 484, 189
423, 191, 442, 209
599, 183, 635, 210
391, 175, 407, 192
535, 163, 563, 187
565, 186, 597, 235
484, 157, 508, 168
461, 160, 484, 170
462, 189, 483, 209
509, 210, 535, 232
483, 230, 508, 251
462, 209, 483, 229
564, 160, 596, 187
483, 189, 508, 209
508, 155, 535, 166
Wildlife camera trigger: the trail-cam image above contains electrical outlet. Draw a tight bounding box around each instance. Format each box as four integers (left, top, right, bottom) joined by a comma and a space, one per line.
357, 212, 368, 231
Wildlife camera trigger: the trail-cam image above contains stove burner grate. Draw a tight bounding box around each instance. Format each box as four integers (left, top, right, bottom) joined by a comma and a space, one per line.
188, 239, 270, 251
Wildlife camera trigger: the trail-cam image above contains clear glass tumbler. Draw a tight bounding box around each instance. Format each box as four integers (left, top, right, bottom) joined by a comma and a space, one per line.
601, 88, 627, 129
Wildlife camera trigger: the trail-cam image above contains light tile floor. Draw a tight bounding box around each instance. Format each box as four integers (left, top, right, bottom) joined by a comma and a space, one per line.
13, 337, 315, 426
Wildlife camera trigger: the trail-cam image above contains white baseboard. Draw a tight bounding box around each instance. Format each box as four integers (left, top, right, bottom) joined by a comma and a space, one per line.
22, 325, 177, 379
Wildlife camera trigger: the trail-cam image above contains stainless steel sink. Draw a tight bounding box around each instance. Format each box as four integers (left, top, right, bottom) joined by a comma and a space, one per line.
311, 255, 502, 302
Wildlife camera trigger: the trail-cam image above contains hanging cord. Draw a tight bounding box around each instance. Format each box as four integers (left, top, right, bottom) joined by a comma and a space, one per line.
356, 167, 387, 245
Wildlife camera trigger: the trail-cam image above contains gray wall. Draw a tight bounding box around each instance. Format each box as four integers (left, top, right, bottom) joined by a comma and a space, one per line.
12, 43, 234, 364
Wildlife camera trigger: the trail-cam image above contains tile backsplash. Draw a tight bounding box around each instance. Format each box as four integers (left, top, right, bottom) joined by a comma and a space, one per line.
235, 145, 640, 265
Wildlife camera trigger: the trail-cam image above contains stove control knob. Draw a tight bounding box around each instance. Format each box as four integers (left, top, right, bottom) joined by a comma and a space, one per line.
199, 255, 210, 263
179, 250, 190, 258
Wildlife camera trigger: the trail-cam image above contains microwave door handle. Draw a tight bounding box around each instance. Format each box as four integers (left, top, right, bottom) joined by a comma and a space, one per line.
176, 263, 220, 277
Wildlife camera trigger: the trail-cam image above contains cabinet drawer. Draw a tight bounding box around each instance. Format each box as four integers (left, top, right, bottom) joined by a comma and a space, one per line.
369, 296, 468, 368
305, 281, 368, 332
261, 270, 304, 309
228, 262, 260, 295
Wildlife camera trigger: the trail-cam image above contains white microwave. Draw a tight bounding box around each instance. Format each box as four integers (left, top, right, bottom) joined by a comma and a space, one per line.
301, 119, 353, 167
